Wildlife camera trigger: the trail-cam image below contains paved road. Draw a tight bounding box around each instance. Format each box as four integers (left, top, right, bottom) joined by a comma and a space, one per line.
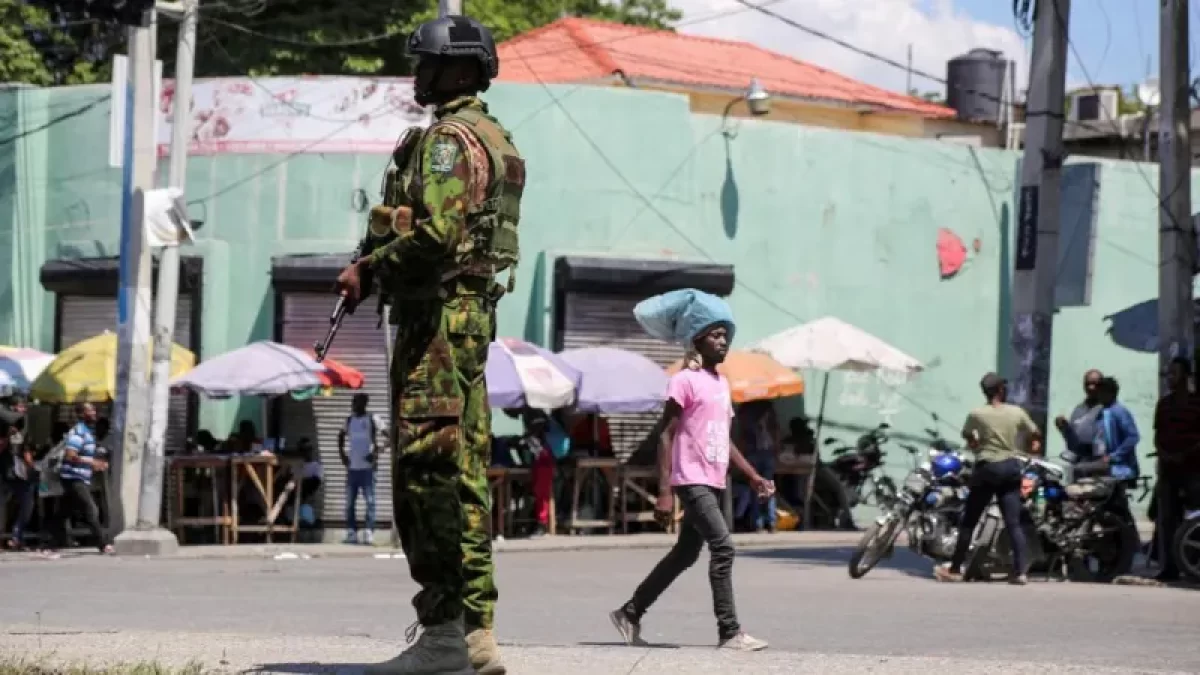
1, 543, 1197, 673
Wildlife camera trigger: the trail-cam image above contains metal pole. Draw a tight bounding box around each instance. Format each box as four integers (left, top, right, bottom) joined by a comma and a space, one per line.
439, 0, 462, 16
111, 16, 157, 537
124, 0, 197, 554
1008, 0, 1070, 432
905, 44, 913, 95
383, 307, 400, 548
1158, 0, 1195, 392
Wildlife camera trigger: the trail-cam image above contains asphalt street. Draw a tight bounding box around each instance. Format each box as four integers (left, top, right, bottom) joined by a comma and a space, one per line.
1, 542, 1197, 673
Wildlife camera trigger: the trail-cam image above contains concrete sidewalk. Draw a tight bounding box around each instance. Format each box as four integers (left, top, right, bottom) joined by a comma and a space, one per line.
169, 531, 862, 560
0, 627, 1187, 674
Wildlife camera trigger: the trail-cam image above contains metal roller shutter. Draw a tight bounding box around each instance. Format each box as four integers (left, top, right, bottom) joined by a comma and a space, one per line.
278, 293, 392, 529
56, 293, 196, 522
559, 292, 684, 461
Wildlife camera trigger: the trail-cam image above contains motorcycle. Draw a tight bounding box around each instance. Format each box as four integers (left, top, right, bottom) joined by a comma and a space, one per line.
1173, 509, 1200, 582
848, 444, 972, 578
964, 455, 1139, 583
824, 423, 897, 515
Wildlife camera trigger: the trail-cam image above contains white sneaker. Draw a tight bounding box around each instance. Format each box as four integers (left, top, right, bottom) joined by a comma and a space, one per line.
364, 531, 375, 546
343, 532, 357, 545
609, 609, 648, 646
718, 632, 768, 651
364, 618, 475, 675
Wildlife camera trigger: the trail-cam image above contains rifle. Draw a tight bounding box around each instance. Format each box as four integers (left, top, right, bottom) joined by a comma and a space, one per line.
314, 239, 374, 363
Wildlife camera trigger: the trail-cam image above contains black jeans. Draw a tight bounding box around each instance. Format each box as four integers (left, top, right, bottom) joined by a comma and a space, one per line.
950, 458, 1028, 575
53, 480, 109, 551
1155, 470, 1200, 577
624, 485, 740, 641
1, 478, 37, 545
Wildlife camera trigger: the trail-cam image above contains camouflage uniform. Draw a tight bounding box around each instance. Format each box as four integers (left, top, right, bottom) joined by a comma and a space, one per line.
365, 95, 524, 632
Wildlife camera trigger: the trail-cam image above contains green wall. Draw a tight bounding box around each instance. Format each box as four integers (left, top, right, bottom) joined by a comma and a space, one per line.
1, 81, 1193, 501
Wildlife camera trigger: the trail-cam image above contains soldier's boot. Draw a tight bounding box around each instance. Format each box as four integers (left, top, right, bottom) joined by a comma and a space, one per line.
364, 617, 475, 675
465, 628, 506, 675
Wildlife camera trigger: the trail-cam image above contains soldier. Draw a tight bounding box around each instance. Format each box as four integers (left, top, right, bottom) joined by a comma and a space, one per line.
335, 14, 522, 675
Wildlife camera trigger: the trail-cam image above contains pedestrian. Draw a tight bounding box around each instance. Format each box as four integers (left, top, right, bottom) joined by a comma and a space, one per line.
610, 290, 773, 652
2, 413, 37, 551
1152, 357, 1200, 582
935, 373, 1041, 585
1054, 369, 1103, 458
734, 402, 779, 533
49, 403, 112, 555
335, 15, 520, 675
338, 393, 380, 545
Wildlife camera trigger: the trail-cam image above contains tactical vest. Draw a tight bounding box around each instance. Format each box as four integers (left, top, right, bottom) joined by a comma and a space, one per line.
381, 102, 524, 295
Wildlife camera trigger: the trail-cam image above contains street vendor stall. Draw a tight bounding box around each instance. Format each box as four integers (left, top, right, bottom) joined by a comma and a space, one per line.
750, 316, 923, 529
168, 341, 363, 544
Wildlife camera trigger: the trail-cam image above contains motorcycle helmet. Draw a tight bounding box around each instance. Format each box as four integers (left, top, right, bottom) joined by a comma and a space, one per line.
930, 452, 962, 479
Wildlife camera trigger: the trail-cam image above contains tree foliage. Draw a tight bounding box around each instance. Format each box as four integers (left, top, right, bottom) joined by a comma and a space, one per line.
0, 0, 681, 86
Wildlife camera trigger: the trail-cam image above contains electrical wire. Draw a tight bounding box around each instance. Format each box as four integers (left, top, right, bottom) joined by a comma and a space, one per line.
506, 42, 962, 427
0, 95, 111, 148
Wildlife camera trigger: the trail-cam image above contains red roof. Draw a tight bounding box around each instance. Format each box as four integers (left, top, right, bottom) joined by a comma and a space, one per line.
498, 17, 954, 119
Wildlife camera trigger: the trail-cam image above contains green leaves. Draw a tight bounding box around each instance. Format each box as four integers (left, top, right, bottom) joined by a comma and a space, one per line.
0, 0, 682, 85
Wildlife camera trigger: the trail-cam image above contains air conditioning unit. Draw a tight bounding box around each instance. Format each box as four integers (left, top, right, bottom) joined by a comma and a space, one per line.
1069, 88, 1119, 123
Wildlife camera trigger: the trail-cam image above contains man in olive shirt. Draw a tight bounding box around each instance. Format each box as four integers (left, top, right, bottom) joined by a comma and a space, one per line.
936, 372, 1042, 584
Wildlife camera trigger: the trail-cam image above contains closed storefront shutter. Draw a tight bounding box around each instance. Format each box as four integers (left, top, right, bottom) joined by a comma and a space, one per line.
558, 292, 684, 461
57, 294, 196, 521
277, 293, 392, 528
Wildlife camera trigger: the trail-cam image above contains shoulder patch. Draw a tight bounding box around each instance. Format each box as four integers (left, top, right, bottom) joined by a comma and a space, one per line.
428, 135, 459, 174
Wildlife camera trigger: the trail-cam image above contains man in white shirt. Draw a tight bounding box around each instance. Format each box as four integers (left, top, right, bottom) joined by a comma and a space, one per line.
338, 393, 381, 544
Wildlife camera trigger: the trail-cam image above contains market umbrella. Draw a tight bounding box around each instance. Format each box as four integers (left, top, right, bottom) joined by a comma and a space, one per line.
486, 338, 581, 410
31, 331, 195, 403
170, 341, 335, 399
749, 316, 923, 528
666, 350, 805, 404
559, 347, 668, 414
0, 347, 55, 393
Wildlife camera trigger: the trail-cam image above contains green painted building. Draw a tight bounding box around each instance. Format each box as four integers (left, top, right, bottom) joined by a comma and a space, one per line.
1, 79, 1194, 523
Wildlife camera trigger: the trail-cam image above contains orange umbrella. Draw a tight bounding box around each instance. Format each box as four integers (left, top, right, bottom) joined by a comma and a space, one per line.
666, 350, 804, 403
311, 355, 365, 389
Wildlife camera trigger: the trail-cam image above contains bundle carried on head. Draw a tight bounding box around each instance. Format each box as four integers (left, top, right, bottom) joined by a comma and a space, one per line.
633, 289, 736, 346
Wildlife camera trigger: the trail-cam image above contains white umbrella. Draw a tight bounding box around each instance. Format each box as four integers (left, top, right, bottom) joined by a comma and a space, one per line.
750, 317, 924, 529
0, 347, 55, 393
170, 341, 327, 399
751, 317, 923, 374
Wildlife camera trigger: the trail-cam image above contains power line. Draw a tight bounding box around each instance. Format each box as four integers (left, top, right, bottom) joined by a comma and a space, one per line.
0, 95, 111, 148
730, 0, 1128, 140
506, 43, 960, 427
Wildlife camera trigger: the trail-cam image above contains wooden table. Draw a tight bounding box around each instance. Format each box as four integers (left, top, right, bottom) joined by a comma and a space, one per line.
485, 467, 555, 538
775, 457, 817, 524
618, 465, 678, 534
168, 455, 234, 545
564, 457, 619, 535
230, 454, 300, 544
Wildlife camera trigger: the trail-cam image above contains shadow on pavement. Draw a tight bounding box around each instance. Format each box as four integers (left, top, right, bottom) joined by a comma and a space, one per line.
741, 544, 936, 579
251, 664, 366, 674
577, 640, 681, 649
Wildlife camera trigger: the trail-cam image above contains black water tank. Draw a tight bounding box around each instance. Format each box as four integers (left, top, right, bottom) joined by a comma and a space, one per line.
946, 48, 1008, 124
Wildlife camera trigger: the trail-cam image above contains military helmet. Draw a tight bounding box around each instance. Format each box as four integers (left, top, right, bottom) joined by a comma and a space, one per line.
407, 15, 499, 81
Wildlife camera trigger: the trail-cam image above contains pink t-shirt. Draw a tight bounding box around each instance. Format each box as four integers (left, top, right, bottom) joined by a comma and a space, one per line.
667, 369, 734, 489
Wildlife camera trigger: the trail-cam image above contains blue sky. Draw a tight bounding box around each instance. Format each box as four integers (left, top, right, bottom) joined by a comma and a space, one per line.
674, 0, 1185, 97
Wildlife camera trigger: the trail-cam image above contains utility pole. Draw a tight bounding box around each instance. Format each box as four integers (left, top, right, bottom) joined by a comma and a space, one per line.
1009, 0, 1070, 431
439, 0, 461, 16
110, 12, 157, 536
1158, 0, 1196, 392
117, 0, 197, 556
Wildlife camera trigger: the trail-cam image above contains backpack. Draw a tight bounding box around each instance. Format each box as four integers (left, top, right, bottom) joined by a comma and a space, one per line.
346, 414, 381, 442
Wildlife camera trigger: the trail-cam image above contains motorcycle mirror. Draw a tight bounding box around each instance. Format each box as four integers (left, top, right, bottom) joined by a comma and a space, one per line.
878, 422, 890, 429
823, 438, 838, 445
931, 413, 939, 422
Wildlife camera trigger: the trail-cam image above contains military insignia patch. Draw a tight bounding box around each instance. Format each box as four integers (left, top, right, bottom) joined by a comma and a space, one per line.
429, 137, 459, 174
